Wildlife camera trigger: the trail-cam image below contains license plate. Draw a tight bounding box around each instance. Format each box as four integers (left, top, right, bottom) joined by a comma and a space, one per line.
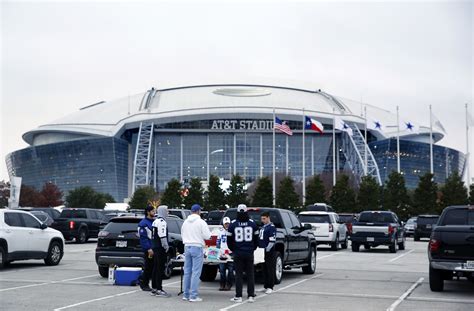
116, 240, 127, 248
367, 237, 374, 242
466, 261, 474, 269
426, 224, 432, 229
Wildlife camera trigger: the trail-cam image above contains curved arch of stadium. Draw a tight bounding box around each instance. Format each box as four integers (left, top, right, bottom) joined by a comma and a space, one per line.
6, 84, 466, 201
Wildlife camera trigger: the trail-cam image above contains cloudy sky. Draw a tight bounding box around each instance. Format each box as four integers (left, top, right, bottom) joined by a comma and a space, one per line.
1, 0, 473, 182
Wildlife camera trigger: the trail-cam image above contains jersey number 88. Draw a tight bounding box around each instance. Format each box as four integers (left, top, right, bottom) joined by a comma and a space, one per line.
235, 227, 253, 242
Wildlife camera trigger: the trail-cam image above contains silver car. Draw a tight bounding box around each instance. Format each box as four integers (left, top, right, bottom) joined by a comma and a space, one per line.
404, 217, 417, 237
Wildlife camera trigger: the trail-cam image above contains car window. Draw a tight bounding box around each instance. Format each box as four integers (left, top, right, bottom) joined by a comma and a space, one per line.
31, 212, 47, 222
358, 212, 395, 223
60, 210, 87, 218
167, 219, 180, 234
289, 213, 301, 228
281, 212, 293, 229
338, 215, 355, 223
5, 212, 24, 227
168, 210, 183, 219
207, 211, 224, 225
299, 214, 331, 223
441, 209, 474, 226
417, 217, 439, 225
21, 213, 41, 229
104, 219, 141, 233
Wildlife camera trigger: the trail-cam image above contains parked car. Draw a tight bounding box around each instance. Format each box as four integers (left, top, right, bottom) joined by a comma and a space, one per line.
0, 209, 64, 268
305, 203, 334, 212
20, 207, 61, 221
404, 217, 417, 237
29, 210, 54, 226
168, 209, 191, 220
51, 208, 106, 243
337, 213, 358, 236
351, 211, 406, 253
414, 215, 439, 241
204, 207, 317, 284
206, 210, 226, 226
95, 216, 184, 278
299, 211, 348, 250
428, 205, 474, 291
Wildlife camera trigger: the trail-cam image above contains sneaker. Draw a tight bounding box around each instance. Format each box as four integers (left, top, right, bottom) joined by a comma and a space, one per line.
150, 289, 158, 296
265, 288, 273, 294
230, 297, 242, 303
189, 297, 203, 302
155, 290, 171, 298
141, 286, 152, 292
248, 296, 255, 303
182, 296, 189, 301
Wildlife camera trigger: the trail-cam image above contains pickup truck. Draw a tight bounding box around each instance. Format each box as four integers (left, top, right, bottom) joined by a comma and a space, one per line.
51, 208, 106, 243
201, 207, 317, 284
350, 211, 406, 253
428, 205, 474, 292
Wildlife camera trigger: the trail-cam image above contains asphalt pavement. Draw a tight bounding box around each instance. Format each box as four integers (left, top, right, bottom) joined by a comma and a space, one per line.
1, 238, 473, 311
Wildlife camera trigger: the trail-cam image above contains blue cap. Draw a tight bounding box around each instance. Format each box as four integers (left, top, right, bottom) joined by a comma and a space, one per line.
191, 204, 201, 212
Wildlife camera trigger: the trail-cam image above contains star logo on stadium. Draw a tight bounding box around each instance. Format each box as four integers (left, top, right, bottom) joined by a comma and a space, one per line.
406, 122, 414, 131
343, 123, 349, 130
374, 121, 382, 129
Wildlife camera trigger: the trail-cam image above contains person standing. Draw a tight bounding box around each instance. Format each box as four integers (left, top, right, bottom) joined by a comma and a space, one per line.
227, 204, 259, 303
151, 205, 171, 298
259, 211, 277, 294
138, 204, 156, 291
217, 216, 234, 291
181, 204, 211, 302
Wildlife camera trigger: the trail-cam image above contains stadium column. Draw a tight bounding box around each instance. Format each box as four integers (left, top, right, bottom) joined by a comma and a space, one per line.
207, 134, 210, 182
332, 108, 336, 186
396, 105, 401, 173
272, 108, 276, 207
180, 135, 183, 182
260, 134, 263, 178
302, 107, 306, 206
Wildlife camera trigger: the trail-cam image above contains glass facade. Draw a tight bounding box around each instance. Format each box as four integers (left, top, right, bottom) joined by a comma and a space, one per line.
6, 137, 129, 202
369, 138, 466, 188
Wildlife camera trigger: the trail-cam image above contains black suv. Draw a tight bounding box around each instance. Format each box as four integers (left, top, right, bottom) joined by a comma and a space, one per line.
206, 210, 226, 225
95, 216, 184, 278
414, 215, 439, 241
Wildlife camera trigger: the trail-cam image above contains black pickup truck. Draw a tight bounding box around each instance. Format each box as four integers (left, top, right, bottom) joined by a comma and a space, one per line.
351, 211, 406, 253
428, 205, 474, 291
205, 207, 317, 284
51, 208, 106, 243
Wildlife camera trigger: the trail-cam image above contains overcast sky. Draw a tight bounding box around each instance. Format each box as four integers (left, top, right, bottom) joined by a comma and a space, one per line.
1, 0, 473, 183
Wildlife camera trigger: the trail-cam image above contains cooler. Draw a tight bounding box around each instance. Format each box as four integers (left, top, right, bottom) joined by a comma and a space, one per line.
114, 267, 142, 286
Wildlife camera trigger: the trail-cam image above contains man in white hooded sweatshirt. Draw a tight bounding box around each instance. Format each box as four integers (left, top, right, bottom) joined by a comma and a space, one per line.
181, 204, 211, 302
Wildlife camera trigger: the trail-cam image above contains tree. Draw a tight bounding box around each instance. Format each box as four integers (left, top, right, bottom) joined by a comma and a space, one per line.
39, 183, 64, 207
329, 174, 356, 213
226, 174, 248, 208
383, 171, 410, 219
66, 186, 116, 209
440, 172, 468, 208
357, 175, 380, 212
0, 181, 10, 208
19, 185, 44, 207
129, 186, 158, 210
276, 176, 300, 210
161, 179, 183, 208
412, 173, 438, 216
305, 175, 326, 205
251, 176, 273, 207
205, 175, 226, 210
468, 181, 474, 205
183, 178, 204, 208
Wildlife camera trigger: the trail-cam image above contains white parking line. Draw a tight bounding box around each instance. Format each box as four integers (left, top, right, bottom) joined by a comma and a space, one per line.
408, 296, 474, 305
219, 273, 324, 311
386, 277, 424, 311
317, 252, 341, 260
0, 274, 98, 292
52, 280, 181, 311
283, 290, 399, 300
388, 250, 415, 263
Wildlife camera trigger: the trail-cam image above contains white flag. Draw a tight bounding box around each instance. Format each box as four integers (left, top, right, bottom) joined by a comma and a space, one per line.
431, 112, 447, 134
334, 116, 353, 136
468, 111, 474, 127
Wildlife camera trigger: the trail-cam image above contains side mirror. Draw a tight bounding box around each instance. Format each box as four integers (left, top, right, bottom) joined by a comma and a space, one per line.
401, 221, 405, 226
40, 223, 48, 230
302, 223, 312, 231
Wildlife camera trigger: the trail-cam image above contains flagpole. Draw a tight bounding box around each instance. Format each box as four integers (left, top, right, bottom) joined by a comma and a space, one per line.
302, 108, 306, 206
273, 108, 276, 207
429, 105, 434, 175
396, 105, 401, 173
333, 107, 336, 186
364, 105, 368, 176
466, 103, 471, 185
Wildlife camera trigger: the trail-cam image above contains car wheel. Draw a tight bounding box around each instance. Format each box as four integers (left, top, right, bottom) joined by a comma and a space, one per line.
98, 265, 109, 278
364, 244, 370, 250
389, 241, 397, 253
44, 241, 63, 266
398, 237, 406, 250
302, 247, 316, 274
0, 245, 6, 269
274, 252, 283, 284
331, 235, 339, 251
163, 253, 173, 279
76, 229, 87, 244
341, 236, 348, 249
429, 266, 444, 292
200, 265, 218, 282
351, 242, 360, 252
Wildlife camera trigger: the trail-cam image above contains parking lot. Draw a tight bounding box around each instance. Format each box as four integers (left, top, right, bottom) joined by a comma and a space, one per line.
1, 238, 473, 311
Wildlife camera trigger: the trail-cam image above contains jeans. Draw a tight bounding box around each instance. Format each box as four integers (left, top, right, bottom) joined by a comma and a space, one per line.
183, 245, 204, 299
234, 253, 255, 298
263, 250, 276, 289
219, 262, 234, 287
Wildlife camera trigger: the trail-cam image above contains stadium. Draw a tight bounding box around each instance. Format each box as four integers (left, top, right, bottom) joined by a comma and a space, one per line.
6, 84, 466, 202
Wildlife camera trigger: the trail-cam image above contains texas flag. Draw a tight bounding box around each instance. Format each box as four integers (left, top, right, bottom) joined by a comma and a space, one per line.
305, 116, 324, 133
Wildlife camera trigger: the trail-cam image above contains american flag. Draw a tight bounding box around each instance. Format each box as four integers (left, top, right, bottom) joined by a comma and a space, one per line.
274, 117, 293, 135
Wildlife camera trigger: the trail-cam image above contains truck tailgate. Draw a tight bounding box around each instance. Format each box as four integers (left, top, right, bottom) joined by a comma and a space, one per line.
436, 226, 474, 260
352, 224, 389, 236
309, 223, 330, 237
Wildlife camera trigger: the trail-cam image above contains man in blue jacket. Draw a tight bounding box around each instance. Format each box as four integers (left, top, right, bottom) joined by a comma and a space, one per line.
259, 211, 277, 294
138, 204, 155, 291
227, 204, 259, 303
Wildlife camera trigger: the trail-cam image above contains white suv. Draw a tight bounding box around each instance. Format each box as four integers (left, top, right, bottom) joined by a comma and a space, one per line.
0, 209, 65, 268
298, 211, 348, 251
